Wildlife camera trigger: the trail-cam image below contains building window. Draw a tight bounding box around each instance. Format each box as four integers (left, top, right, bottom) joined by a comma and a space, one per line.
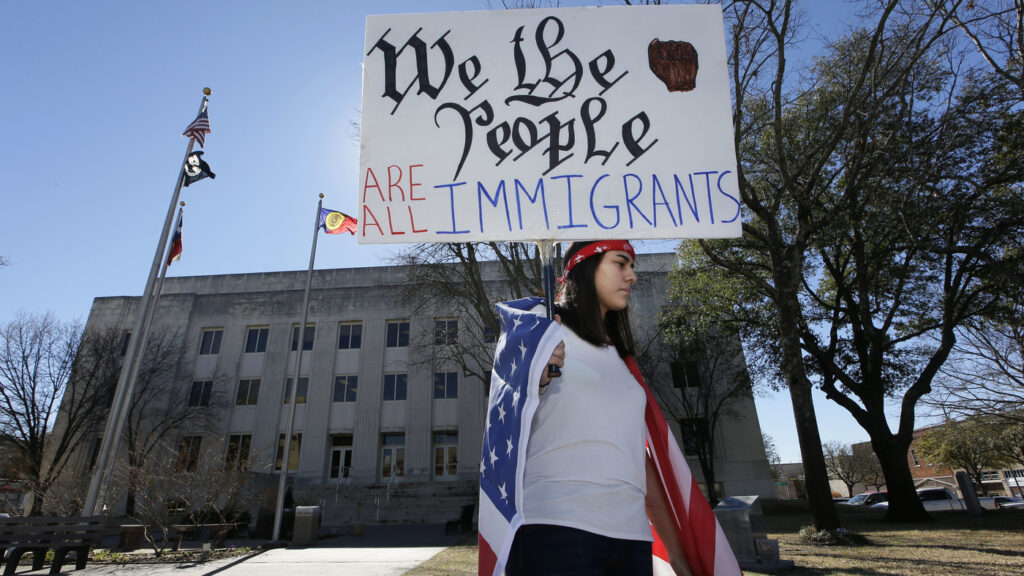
276, 433, 302, 471
338, 322, 363, 349
199, 329, 223, 355
290, 325, 315, 351
433, 371, 458, 399
910, 448, 920, 467
434, 431, 458, 478
284, 377, 308, 404
680, 418, 710, 457
383, 373, 408, 401
120, 331, 132, 356
434, 319, 458, 344
385, 320, 410, 348
671, 359, 701, 388
333, 375, 358, 403
483, 322, 498, 344
189, 380, 212, 407
236, 379, 260, 406
177, 436, 202, 472
245, 327, 269, 353
330, 435, 353, 479
225, 434, 252, 471
381, 434, 405, 478
484, 370, 492, 396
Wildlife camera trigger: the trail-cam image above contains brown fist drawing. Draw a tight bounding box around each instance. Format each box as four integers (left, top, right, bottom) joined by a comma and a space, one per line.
648, 39, 699, 92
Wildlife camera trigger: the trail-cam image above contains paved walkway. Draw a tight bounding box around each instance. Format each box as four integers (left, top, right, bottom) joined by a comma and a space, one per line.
19, 524, 470, 576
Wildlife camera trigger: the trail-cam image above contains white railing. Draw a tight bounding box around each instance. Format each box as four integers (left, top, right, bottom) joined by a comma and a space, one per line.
385, 466, 400, 502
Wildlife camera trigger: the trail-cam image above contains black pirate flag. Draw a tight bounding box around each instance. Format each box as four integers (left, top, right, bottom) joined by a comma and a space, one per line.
183, 151, 216, 187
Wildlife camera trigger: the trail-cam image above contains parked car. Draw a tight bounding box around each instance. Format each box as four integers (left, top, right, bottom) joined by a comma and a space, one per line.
871, 488, 964, 511
979, 496, 1024, 510
842, 491, 888, 506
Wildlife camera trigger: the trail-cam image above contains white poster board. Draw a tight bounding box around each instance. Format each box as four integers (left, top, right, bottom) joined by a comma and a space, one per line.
357, 5, 740, 244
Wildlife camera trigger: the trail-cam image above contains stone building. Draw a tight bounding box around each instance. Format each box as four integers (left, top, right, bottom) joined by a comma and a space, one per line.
61, 253, 774, 520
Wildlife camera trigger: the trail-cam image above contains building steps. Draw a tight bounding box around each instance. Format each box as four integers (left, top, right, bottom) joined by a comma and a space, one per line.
295, 480, 478, 526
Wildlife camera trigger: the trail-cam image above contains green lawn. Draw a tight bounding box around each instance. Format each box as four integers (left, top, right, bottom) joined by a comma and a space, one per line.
405, 503, 1024, 576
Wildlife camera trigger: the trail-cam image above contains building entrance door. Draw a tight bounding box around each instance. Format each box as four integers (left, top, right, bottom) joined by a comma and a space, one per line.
329, 435, 353, 480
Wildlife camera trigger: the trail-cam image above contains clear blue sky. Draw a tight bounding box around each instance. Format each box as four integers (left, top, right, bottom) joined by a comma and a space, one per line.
0, 0, 894, 463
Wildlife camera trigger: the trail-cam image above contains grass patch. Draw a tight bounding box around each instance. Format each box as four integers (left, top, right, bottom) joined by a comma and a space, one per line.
88, 546, 256, 564
403, 533, 478, 576
401, 507, 1024, 576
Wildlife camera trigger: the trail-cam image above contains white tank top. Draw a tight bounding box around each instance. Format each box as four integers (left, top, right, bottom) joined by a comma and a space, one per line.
521, 326, 652, 541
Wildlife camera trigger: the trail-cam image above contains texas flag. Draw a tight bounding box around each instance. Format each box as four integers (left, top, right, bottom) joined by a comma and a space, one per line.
166, 209, 183, 267
478, 297, 741, 576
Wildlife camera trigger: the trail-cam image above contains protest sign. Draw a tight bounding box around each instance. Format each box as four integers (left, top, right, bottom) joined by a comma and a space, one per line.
358, 5, 740, 243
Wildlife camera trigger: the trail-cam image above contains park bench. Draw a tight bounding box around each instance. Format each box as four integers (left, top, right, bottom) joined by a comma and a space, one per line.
168, 523, 238, 550
0, 515, 106, 575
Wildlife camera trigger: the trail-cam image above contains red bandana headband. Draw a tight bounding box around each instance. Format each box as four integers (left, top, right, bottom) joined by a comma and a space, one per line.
559, 240, 636, 283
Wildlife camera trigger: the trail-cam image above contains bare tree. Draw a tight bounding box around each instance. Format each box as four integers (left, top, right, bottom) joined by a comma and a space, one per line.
116, 327, 228, 518
935, 0, 1024, 95
924, 314, 1024, 423
822, 441, 882, 497
761, 431, 783, 480
395, 242, 545, 385
112, 440, 262, 555
0, 312, 96, 515
42, 325, 227, 518
639, 321, 755, 506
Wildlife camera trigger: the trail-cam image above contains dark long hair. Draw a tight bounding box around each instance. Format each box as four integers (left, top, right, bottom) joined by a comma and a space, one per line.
555, 241, 636, 358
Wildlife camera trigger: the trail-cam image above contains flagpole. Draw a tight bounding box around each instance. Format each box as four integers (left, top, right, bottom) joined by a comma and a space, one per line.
84, 90, 210, 516
272, 194, 323, 541
537, 240, 561, 378
92, 202, 184, 506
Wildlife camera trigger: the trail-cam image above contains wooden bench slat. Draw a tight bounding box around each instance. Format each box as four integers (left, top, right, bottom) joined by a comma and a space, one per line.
0, 516, 105, 575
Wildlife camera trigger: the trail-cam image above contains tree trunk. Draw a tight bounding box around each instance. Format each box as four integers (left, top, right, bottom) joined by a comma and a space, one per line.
873, 435, 930, 523
702, 457, 720, 507
26, 490, 43, 516
775, 268, 841, 529
788, 377, 841, 528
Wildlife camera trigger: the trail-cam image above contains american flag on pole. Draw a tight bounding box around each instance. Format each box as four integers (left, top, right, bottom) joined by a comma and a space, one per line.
182, 99, 211, 148
479, 297, 742, 576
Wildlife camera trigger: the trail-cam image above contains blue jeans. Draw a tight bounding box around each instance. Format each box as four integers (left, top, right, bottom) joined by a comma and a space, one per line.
505, 524, 653, 576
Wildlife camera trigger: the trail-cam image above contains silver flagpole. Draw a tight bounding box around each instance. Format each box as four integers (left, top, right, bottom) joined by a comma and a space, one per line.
84, 90, 210, 515
272, 194, 324, 541
93, 202, 184, 509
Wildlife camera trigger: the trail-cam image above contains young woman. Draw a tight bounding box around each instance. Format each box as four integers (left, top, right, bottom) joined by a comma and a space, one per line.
504, 240, 693, 576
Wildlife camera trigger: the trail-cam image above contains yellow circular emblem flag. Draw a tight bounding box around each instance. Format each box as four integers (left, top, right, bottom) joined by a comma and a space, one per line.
325, 212, 346, 231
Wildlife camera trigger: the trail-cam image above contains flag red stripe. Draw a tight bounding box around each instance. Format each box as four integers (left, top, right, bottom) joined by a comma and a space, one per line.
478, 533, 496, 576
627, 356, 725, 576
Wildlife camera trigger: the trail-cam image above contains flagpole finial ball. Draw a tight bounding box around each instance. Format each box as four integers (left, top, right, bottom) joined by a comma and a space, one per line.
319, 193, 325, 199
180, 201, 186, 207
203, 87, 212, 96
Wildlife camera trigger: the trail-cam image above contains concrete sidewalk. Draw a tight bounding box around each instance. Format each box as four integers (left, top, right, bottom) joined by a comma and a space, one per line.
24, 524, 470, 576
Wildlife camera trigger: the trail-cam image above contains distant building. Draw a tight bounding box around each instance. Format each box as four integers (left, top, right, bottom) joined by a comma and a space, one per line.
775, 463, 805, 499
850, 424, 1023, 498
56, 254, 775, 519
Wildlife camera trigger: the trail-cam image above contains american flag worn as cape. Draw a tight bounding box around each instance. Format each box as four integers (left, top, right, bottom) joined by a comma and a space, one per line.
478, 297, 742, 576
